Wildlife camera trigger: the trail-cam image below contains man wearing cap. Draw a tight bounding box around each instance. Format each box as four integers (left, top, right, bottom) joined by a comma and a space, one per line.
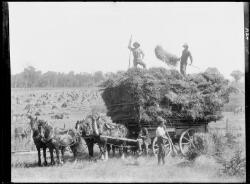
128, 40, 146, 69
180, 43, 193, 76
155, 117, 168, 165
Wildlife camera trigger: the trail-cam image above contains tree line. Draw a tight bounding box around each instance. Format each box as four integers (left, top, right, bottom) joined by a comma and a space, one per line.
11, 66, 244, 88
11, 66, 113, 88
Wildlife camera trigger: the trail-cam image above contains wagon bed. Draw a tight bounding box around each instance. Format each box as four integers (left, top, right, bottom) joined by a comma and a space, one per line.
105, 103, 212, 156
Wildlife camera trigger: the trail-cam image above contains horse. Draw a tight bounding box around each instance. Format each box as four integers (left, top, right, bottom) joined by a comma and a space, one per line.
75, 118, 98, 159
27, 115, 49, 166
38, 120, 81, 164
75, 114, 129, 161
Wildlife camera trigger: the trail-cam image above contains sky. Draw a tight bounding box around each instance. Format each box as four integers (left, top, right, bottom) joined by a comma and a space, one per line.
9, 2, 245, 79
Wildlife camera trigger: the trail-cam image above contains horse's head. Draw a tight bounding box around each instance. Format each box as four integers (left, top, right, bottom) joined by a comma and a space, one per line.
27, 114, 38, 131
75, 120, 84, 136
83, 116, 95, 136
37, 120, 53, 143
38, 123, 45, 142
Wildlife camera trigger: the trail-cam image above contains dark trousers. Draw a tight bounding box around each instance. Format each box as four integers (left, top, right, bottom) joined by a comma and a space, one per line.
157, 137, 165, 165
180, 62, 187, 75
134, 59, 146, 69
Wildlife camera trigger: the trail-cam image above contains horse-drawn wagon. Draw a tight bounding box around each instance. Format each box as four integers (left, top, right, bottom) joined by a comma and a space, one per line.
106, 102, 210, 158
99, 67, 235, 158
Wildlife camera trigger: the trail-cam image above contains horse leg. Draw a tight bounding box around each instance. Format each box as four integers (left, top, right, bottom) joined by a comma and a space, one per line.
18, 135, 21, 144
49, 147, 55, 165
104, 143, 108, 161
37, 147, 41, 166
98, 144, 105, 160
145, 143, 149, 156
61, 147, 65, 163
21, 134, 25, 142
55, 147, 61, 164
70, 145, 77, 161
43, 147, 48, 166
107, 144, 111, 156
121, 147, 125, 160
112, 145, 115, 157
86, 140, 94, 158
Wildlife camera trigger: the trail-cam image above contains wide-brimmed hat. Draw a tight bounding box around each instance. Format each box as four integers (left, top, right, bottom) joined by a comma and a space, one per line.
182, 43, 188, 48
133, 42, 140, 48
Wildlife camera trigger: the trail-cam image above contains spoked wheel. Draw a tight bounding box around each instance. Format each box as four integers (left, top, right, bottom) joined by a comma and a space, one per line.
179, 128, 197, 156
152, 137, 172, 157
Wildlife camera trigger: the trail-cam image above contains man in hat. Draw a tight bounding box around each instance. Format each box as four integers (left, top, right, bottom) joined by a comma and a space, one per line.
137, 125, 151, 156
128, 40, 146, 69
180, 43, 193, 76
155, 117, 168, 165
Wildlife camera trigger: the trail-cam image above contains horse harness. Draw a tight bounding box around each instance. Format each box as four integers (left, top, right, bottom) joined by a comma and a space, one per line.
42, 126, 80, 148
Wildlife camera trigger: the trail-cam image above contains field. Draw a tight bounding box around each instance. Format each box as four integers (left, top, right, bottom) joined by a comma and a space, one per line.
11, 87, 245, 182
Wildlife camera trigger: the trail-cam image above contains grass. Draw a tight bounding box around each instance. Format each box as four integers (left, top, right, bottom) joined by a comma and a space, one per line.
12, 155, 243, 183
12, 154, 246, 183
11, 87, 245, 182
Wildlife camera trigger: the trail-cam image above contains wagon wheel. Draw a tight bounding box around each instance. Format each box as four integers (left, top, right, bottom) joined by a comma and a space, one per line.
152, 137, 172, 157
179, 128, 197, 156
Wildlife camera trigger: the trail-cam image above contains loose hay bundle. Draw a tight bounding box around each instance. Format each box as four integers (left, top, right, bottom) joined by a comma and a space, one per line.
155, 45, 180, 66
101, 67, 237, 132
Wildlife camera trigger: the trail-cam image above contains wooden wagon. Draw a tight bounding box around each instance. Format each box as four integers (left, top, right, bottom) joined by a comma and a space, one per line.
107, 102, 210, 157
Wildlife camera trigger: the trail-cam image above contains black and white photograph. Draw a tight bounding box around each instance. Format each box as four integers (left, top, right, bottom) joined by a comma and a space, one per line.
6, 2, 247, 182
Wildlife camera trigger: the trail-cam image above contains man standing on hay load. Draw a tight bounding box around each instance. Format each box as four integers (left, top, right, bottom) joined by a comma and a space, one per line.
137, 125, 151, 156
156, 117, 168, 165
128, 38, 146, 69
180, 43, 193, 76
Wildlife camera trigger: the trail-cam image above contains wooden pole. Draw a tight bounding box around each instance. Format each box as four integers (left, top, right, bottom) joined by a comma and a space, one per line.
100, 135, 138, 143
128, 35, 132, 69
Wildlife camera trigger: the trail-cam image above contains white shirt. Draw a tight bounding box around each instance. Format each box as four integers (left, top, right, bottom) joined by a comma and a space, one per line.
156, 126, 166, 137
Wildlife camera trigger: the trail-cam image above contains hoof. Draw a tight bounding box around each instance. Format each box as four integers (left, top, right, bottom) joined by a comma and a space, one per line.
38, 162, 42, 166
43, 162, 48, 166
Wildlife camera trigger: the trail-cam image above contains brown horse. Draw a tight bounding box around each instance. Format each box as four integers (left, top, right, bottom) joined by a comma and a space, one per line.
75, 118, 97, 158
27, 115, 49, 166
38, 120, 81, 164
75, 114, 129, 160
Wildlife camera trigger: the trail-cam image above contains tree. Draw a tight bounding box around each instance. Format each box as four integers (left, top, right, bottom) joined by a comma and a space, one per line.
22, 66, 41, 87
230, 70, 244, 83
93, 71, 104, 83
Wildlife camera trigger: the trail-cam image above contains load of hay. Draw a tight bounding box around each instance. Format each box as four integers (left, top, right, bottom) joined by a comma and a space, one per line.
101, 67, 237, 131
155, 45, 180, 66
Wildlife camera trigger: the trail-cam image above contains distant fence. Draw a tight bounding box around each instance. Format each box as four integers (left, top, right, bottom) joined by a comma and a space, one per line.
208, 118, 244, 136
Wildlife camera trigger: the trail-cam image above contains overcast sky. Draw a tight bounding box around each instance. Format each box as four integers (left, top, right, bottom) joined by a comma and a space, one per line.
9, 2, 245, 79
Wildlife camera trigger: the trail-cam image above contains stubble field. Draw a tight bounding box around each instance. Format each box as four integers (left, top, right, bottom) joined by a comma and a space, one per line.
11, 87, 245, 183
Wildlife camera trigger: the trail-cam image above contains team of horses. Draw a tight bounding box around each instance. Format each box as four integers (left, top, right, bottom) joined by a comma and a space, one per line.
26, 114, 138, 166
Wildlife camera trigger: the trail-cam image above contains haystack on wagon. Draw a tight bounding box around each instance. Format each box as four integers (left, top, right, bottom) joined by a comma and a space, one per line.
101, 67, 237, 156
